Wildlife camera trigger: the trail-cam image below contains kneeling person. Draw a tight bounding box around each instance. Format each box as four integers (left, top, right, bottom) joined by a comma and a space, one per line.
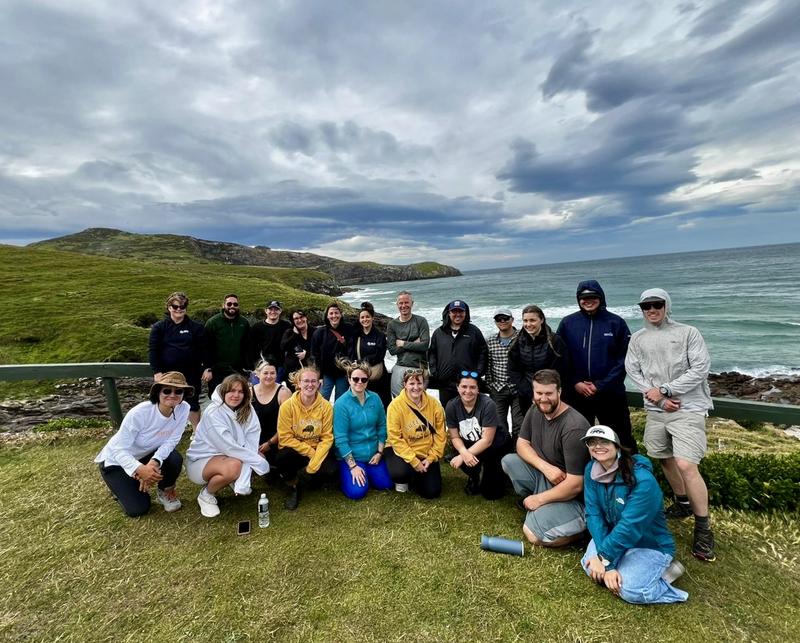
501, 369, 589, 546
446, 371, 509, 500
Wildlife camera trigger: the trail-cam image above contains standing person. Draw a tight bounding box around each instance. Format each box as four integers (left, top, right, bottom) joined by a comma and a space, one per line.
203, 294, 250, 400
185, 374, 269, 518
508, 305, 570, 417
281, 309, 313, 389
148, 291, 206, 429
428, 300, 488, 409
556, 280, 636, 451
580, 425, 688, 605
94, 372, 192, 517
625, 288, 716, 562
353, 302, 390, 408
277, 365, 337, 510
486, 307, 524, 440
446, 372, 508, 500
333, 360, 392, 500
385, 369, 447, 499
501, 369, 590, 547
310, 302, 353, 401
249, 300, 292, 381
386, 291, 430, 397
251, 359, 291, 469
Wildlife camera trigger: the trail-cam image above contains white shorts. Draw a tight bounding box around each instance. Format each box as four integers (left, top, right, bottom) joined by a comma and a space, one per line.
185, 456, 214, 485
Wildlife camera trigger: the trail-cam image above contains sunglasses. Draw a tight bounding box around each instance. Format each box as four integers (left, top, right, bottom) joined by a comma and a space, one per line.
460, 370, 479, 378
160, 388, 185, 396
351, 376, 369, 384
169, 304, 187, 311
586, 438, 613, 447
225, 302, 240, 307
494, 315, 511, 322
639, 301, 665, 311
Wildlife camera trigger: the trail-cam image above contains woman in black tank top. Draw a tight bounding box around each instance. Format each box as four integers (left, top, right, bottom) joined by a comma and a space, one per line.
252, 359, 291, 466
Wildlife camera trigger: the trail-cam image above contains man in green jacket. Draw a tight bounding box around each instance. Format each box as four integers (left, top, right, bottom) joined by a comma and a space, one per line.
202, 293, 250, 399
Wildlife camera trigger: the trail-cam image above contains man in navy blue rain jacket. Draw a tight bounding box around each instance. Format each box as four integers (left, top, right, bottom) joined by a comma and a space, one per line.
556, 280, 636, 451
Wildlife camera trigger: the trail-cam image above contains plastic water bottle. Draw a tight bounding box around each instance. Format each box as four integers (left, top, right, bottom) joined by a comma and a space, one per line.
258, 493, 270, 528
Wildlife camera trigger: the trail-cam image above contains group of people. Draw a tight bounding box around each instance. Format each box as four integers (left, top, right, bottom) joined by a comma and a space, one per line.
97, 281, 717, 605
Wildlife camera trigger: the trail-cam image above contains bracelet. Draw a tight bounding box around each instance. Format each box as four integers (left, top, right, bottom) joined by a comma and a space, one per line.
349, 464, 357, 470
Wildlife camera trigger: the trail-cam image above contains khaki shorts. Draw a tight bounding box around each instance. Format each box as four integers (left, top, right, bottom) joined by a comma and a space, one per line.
644, 411, 707, 464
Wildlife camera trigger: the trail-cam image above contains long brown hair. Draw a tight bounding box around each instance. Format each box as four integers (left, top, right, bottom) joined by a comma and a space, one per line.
218, 374, 253, 425
519, 304, 561, 356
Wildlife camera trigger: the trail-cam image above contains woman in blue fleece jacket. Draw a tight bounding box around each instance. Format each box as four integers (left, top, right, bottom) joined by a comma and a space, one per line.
580, 425, 688, 604
333, 360, 392, 500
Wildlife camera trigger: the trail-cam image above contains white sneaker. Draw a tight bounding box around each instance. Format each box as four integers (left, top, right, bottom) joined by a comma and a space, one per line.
394, 482, 409, 493
197, 487, 220, 518
663, 560, 685, 584
156, 488, 182, 513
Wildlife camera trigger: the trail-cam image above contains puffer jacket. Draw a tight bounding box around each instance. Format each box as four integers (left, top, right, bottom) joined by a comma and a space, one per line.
507, 327, 570, 402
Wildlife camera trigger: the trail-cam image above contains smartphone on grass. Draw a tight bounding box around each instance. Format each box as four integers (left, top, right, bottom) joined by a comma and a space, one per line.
237, 520, 251, 536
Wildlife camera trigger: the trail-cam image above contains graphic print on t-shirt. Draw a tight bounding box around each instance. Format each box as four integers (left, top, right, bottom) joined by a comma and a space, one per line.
458, 417, 482, 442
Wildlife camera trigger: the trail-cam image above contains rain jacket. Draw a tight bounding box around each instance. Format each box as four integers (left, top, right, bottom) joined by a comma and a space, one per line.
556, 280, 631, 393
584, 454, 676, 571
625, 288, 713, 413
427, 301, 488, 387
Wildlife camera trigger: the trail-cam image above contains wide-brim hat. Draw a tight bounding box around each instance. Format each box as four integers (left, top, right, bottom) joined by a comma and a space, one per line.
150, 371, 195, 398
581, 424, 620, 446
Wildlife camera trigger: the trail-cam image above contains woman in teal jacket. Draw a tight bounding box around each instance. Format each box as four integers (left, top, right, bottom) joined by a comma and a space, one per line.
333, 360, 392, 500
580, 425, 688, 604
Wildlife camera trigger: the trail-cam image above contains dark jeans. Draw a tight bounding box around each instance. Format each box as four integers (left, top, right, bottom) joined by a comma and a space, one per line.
568, 389, 637, 452
454, 438, 508, 500
490, 387, 525, 440
438, 385, 458, 411
384, 448, 442, 499
99, 450, 183, 518
274, 448, 338, 483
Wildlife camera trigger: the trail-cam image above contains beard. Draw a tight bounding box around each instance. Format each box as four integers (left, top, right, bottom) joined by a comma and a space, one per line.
535, 398, 559, 415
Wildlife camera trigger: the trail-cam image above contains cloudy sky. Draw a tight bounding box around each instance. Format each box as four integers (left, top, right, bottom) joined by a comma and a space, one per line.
2, 0, 799, 269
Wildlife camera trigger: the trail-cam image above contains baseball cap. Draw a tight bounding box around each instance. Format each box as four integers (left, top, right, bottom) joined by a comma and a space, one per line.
266, 300, 282, 309
581, 425, 621, 446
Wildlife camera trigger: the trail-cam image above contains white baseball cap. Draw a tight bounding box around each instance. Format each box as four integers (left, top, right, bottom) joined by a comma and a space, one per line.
581, 425, 621, 446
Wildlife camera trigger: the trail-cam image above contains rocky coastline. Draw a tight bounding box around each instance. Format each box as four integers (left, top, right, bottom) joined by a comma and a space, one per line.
1, 371, 798, 434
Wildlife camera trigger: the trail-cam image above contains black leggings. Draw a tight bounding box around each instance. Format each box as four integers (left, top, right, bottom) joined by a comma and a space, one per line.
384, 448, 442, 499
274, 448, 338, 483
455, 439, 508, 500
99, 450, 183, 518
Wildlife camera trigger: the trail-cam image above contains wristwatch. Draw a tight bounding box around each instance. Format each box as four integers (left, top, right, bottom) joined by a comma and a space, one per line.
659, 385, 671, 397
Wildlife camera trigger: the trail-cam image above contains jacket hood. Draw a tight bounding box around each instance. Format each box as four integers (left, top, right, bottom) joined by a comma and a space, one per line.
632, 453, 654, 474
440, 300, 471, 329
576, 279, 607, 308
209, 386, 239, 419
639, 288, 673, 328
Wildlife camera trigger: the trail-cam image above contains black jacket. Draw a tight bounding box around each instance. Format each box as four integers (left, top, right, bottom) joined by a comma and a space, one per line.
148, 315, 206, 376
428, 302, 487, 387
507, 326, 570, 402
310, 321, 354, 377
281, 327, 313, 374
248, 319, 292, 369
352, 326, 387, 368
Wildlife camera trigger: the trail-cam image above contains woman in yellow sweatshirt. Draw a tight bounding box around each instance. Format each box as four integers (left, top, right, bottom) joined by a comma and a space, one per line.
277, 365, 336, 510
385, 369, 447, 499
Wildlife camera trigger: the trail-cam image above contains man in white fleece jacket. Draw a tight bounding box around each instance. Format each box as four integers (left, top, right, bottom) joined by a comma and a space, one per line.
625, 288, 716, 562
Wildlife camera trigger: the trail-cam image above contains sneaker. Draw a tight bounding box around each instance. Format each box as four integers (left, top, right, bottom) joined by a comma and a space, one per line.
284, 486, 300, 511
665, 501, 693, 519
156, 488, 182, 513
692, 527, 717, 562
662, 559, 685, 584
394, 482, 409, 493
197, 487, 220, 518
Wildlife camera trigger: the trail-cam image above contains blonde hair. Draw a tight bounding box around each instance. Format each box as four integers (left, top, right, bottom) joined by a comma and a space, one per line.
288, 365, 321, 388
218, 374, 253, 424
335, 357, 372, 379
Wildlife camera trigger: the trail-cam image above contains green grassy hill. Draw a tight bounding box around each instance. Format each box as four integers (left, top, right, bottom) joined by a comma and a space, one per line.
0, 244, 336, 366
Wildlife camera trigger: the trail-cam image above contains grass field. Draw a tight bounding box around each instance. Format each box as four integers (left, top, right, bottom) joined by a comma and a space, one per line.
2, 430, 799, 642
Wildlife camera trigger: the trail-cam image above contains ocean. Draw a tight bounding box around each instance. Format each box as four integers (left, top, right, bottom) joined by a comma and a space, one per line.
341, 243, 800, 378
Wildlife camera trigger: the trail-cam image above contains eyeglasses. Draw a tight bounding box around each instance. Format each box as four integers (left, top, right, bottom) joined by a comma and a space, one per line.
586, 438, 613, 447
160, 388, 185, 396
460, 370, 479, 378
351, 376, 369, 384
494, 315, 511, 322
169, 304, 187, 311
225, 302, 240, 307
639, 301, 665, 311
300, 379, 318, 385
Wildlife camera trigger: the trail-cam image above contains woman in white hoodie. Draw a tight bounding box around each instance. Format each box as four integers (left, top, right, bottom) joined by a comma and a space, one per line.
186, 373, 269, 518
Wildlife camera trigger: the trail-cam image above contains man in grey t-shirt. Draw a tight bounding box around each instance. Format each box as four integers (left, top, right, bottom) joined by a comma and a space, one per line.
386, 290, 430, 397
501, 369, 589, 547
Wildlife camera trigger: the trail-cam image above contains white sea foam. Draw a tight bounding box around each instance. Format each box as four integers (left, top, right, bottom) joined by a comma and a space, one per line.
716, 365, 800, 378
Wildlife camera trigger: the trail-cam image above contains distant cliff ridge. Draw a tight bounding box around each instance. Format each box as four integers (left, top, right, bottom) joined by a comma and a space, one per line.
30, 228, 461, 288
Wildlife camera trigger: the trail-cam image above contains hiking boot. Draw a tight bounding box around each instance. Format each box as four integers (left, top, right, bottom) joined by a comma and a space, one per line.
197, 487, 220, 518
394, 482, 409, 493
665, 501, 693, 519
692, 527, 717, 562
156, 487, 182, 513
284, 485, 300, 511
464, 476, 481, 496
662, 559, 685, 584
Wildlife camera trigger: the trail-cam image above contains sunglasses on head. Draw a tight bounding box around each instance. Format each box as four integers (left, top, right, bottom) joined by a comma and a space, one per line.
160, 387, 185, 396
169, 304, 187, 311
639, 301, 665, 311
351, 376, 369, 384
494, 315, 511, 322
460, 370, 479, 378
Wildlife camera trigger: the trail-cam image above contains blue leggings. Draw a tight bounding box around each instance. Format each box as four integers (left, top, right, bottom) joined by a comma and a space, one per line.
338, 459, 392, 500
